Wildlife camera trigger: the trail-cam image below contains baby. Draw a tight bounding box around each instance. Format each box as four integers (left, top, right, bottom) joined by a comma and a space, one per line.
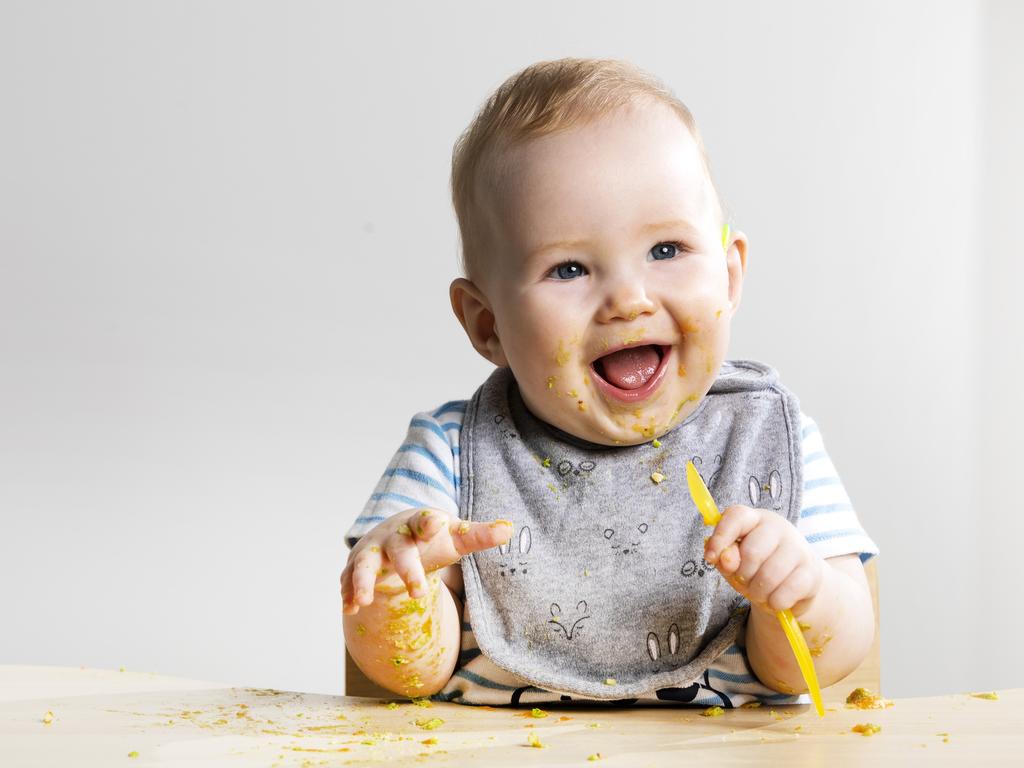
341, 58, 878, 707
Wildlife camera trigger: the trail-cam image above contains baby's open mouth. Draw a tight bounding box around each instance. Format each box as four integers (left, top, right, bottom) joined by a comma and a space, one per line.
590, 344, 671, 403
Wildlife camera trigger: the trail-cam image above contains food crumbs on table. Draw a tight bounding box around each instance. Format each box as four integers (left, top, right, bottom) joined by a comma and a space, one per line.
128, 752, 139, 758
587, 722, 601, 728
701, 706, 725, 717
411, 697, 432, 708
558, 716, 572, 722
603, 678, 617, 686
526, 731, 546, 748
650, 472, 666, 484
852, 723, 882, 736
385, 702, 399, 710
415, 717, 444, 730
740, 701, 762, 709
651, 439, 661, 448
422, 737, 439, 745
846, 687, 891, 709
970, 692, 998, 700
588, 754, 603, 762
42, 711, 54, 725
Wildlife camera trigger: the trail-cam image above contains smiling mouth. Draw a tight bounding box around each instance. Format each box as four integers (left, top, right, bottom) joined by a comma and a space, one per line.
590, 344, 671, 403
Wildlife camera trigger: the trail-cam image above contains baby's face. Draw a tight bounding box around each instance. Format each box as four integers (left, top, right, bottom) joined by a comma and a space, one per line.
467, 100, 746, 446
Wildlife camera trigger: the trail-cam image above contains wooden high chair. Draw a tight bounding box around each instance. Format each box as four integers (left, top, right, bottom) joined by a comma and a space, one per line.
344, 559, 881, 703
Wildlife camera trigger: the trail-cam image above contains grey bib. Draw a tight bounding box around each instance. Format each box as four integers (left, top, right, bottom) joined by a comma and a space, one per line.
459, 360, 803, 700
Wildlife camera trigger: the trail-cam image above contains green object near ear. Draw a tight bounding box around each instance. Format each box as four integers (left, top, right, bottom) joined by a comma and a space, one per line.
721, 223, 731, 251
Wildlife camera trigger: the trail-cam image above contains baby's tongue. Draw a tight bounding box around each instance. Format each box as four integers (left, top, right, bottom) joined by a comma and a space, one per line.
597, 345, 661, 390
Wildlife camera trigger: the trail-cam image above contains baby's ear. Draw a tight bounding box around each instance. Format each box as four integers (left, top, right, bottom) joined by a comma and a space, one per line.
449, 278, 509, 367
725, 229, 749, 315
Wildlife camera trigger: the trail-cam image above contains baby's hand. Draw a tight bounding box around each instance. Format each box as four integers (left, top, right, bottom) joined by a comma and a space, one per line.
704, 505, 825, 616
340, 509, 513, 615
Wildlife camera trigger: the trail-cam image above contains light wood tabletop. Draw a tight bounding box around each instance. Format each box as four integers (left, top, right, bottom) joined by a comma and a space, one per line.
2, 665, 1019, 766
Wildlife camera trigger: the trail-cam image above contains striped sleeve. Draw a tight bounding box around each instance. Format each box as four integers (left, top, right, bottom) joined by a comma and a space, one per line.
343, 401, 467, 548
796, 412, 879, 563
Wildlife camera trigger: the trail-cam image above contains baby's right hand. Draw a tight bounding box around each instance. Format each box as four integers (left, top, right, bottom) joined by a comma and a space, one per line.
340, 509, 513, 615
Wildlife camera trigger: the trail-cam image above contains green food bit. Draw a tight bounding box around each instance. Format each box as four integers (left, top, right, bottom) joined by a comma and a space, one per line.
384, 701, 399, 710
529, 707, 548, 718
701, 706, 725, 717
415, 717, 445, 730
971, 692, 999, 700
542, 458, 551, 468
652, 439, 661, 448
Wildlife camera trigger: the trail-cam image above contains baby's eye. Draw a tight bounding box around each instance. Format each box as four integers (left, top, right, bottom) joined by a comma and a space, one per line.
548, 261, 587, 280
648, 242, 680, 261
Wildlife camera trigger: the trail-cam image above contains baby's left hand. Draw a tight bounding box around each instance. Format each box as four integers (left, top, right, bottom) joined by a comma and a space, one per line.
704, 504, 825, 616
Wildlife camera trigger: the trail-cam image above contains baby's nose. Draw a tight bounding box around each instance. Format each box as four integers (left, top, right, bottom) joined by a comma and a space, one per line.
599, 276, 656, 323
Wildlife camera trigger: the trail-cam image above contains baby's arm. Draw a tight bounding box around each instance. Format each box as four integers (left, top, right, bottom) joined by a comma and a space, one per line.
745, 554, 873, 693
705, 507, 874, 693
341, 508, 510, 697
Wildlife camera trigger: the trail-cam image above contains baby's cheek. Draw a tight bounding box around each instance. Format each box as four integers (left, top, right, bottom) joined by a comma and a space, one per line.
679, 305, 730, 375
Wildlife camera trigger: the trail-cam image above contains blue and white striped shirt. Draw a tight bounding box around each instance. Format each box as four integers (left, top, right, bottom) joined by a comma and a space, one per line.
345, 401, 878, 706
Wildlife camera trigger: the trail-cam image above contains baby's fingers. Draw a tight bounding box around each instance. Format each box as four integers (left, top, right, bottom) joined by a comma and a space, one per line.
386, 527, 430, 600
705, 505, 761, 565
450, 519, 515, 557
347, 546, 384, 612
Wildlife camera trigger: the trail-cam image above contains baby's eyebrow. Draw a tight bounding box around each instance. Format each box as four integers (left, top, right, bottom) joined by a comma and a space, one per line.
528, 218, 701, 261
640, 218, 701, 238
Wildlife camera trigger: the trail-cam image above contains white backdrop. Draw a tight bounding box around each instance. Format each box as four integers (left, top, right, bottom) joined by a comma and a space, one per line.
2, 0, 1021, 699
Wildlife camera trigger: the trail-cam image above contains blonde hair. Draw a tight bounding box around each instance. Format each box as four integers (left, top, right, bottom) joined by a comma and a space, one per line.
450, 57, 722, 280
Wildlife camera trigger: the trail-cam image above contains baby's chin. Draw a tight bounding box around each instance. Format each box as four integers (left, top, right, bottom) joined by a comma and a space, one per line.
537, 405, 671, 447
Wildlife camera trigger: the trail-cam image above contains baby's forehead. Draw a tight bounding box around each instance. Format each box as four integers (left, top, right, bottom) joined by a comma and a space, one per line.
486, 120, 714, 234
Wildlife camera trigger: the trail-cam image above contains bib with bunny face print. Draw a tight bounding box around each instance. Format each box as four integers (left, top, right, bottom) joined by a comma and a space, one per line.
458, 360, 803, 700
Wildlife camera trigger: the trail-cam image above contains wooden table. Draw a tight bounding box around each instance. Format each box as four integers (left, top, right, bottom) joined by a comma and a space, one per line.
2, 665, 1019, 766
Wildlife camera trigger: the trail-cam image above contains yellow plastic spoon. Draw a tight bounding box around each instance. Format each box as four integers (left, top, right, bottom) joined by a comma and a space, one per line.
685, 460, 825, 717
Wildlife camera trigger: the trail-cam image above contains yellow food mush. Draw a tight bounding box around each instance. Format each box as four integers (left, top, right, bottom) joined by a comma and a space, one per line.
852, 723, 882, 736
